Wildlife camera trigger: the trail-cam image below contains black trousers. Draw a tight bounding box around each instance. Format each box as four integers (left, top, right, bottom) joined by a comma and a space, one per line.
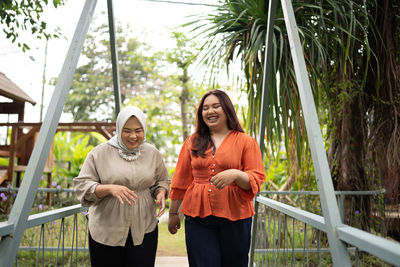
185, 215, 252, 267
88, 226, 158, 267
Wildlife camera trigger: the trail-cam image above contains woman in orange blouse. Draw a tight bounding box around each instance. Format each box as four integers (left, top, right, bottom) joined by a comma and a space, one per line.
168, 90, 266, 267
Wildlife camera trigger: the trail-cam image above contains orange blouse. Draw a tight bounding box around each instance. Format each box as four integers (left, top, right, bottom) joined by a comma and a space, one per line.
169, 131, 266, 221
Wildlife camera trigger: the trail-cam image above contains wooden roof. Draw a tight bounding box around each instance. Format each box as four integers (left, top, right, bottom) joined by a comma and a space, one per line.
0, 72, 36, 105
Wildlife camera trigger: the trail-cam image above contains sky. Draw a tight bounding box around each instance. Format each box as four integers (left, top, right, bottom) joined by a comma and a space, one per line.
0, 0, 219, 122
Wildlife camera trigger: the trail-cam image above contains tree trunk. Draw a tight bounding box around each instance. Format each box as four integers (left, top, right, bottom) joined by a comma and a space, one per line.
179, 68, 190, 141
367, 1, 400, 240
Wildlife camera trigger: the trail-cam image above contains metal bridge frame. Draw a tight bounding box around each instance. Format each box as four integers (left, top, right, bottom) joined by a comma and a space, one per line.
252, 0, 351, 266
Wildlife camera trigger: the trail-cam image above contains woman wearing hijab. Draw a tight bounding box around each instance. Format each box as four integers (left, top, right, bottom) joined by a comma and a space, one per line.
74, 106, 169, 267
168, 90, 266, 267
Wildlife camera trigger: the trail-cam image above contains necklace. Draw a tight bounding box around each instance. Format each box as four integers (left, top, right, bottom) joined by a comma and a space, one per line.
118, 148, 141, 161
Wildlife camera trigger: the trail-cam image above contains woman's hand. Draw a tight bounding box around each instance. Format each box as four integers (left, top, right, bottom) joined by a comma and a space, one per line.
156, 189, 167, 217
210, 169, 251, 190
95, 184, 138, 205
168, 213, 181, 234
109, 185, 138, 205
168, 199, 183, 234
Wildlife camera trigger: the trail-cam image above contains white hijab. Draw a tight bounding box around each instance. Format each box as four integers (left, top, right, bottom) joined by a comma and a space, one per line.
107, 106, 147, 160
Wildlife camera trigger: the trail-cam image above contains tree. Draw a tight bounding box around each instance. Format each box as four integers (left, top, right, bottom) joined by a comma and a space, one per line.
0, 0, 65, 51
126, 90, 182, 168
61, 20, 162, 121
164, 31, 199, 141
60, 18, 206, 170
190, 0, 400, 234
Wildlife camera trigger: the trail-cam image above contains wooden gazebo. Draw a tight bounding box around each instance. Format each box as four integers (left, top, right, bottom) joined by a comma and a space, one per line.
0, 72, 37, 185
0, 72, 36, 122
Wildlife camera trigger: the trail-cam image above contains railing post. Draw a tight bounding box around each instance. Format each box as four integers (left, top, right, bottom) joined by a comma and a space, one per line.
337, 194, 344, 223
0, 1, 98, 266
280, 0, 351, 265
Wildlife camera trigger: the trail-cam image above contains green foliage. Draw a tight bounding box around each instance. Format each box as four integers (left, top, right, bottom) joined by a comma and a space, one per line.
53, 132, 102, 187
265, 154, 287, 187
0, 0, 65, 51
0, 157, 8, 165
126, 89, 181, 168
161, 31, 202, 140
60, 17, 163, 121
165, 31, 198, 75
124, 81, 207, 169
124, 31, 206, 167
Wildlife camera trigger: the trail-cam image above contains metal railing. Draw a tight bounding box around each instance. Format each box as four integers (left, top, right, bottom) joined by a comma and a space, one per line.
9, 205, 89, 266
1, 189, 398, 266
259, 190, 388, 231
0, 188, 88, 265
250, 191, 400, 266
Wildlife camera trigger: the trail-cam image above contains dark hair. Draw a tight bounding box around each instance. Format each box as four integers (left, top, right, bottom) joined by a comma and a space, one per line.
191, 89, 244, 157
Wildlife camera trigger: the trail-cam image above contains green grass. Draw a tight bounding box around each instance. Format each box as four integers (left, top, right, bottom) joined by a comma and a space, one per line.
157, 220, 187, 256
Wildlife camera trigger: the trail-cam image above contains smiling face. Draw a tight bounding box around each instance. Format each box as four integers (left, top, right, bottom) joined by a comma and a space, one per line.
121, 116, 145, 149
201, 94, 228, 132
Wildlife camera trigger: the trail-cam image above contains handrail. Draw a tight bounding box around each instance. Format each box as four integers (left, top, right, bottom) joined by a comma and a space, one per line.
0, 204, 87, 237
337, 226, 400, 266
1, 188, 383, 195
0, 221, 14, 237
254, 195, 400, 266
26, 204, 87, 228
256, 195, 326, 231
0, 188, 76, 193
259, 190, 384, 195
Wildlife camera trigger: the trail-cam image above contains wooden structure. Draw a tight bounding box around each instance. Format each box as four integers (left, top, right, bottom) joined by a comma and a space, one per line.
0, 122, 116, 187
0, 72, 37, 186
0, 72, 36, 122
0, 72, 116, 190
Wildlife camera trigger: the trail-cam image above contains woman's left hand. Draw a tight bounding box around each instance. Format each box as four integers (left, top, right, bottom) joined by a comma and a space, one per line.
210, 169, 251, 190
210, 169, 239, 189
156, 189, 167, 217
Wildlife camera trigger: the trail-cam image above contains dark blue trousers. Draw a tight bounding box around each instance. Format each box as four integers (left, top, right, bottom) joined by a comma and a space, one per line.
185, 215, 252, 267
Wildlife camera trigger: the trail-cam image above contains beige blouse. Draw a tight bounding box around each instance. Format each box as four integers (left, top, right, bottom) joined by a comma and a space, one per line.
73, 142, 169, 246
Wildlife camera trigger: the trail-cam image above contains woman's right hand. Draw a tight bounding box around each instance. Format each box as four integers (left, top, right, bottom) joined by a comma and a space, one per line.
109, 185, 138, 205
168, 213, 181, 234
95, 184, 138, 206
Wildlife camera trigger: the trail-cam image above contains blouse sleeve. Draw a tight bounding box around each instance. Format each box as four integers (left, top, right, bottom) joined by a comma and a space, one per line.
238, 136, 266, 201
150, 151, 170, 199
73, 152, 102, 207
169, 137, 194, 200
